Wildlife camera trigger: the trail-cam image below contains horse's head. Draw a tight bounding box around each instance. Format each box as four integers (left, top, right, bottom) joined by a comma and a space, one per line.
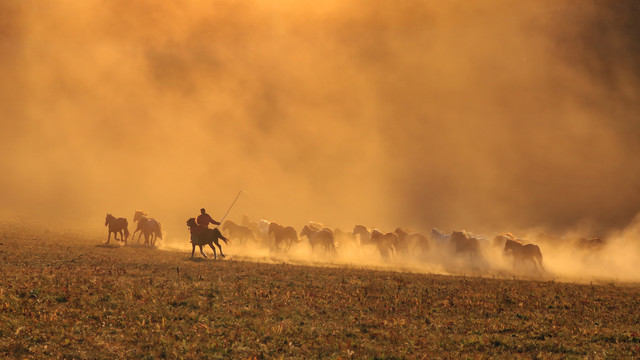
268, 222, 281, 234
105, 214, 113, 226
134, 210, 147, 222
503, 238, 519, 253
186, 218, 197, 230
300, 225, 311, 238
451, 230, 469, 241
352, 225, 367, 237
394, 227, 408, 237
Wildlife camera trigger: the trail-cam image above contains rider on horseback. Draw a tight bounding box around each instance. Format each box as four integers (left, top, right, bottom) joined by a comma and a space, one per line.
197, 208, 220, 230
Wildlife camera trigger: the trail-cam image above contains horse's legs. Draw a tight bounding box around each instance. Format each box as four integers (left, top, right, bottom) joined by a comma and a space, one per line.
106, 231, 111, 244
191, 244, 196, 258
214, 240, 225, 258
200, 245, 207, 258
209, 243, 217, 260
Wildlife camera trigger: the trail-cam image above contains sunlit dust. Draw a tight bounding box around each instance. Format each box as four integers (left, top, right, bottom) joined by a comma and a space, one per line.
1, 0, 639, 283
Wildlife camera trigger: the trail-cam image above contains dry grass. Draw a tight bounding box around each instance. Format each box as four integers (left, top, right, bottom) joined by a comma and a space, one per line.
1, 224, 640, 359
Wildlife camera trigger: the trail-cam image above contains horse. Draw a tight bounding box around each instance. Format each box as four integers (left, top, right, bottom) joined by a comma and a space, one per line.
333, 228, 358, 249
504, 238, 544, 271
222, 220, 256, 246
105, 214, 129, 245
352, 225, 372, 245
257, 219, 272, 241
429, 228, 451, 246
352, 225, 397, 258
574, 237, 605, 252
370, 230, 399, 258
186, 218, 228, 259
241, 215, 262, 240
307, 221, 325, 231
268, 222, 300, 252
394, 227, 430, 255
492, 233, 517, 248
133, 210, 162, 246
142, 218, 162, 246
300, 225, 336, 254
450, 230, 480, 257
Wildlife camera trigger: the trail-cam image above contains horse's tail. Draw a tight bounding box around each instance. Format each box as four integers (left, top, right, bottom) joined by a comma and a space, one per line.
155, 222, 163, 239
537, 252, 544, 271
124, 219, 130, 240
534, 246, 544, 270
213, 228, 228, 245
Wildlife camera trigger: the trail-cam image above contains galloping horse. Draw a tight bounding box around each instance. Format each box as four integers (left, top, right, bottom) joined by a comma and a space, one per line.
105, 214, 129, 245
394, 227, 430, 255
492, 233, 517, 248
504, 238, 544, 271
142, 218, 162, 246
333, 228, 357, 249
222, 220, 256, 246
352, 225, 398, 259
186, 218, 228, 259
450, 230, 481, 257
268, 222, 300, 252
133, 210, 162, 246
300, 225, 336, 254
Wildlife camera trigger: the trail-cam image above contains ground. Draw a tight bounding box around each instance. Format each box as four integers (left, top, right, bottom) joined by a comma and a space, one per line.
1, 224, 639, 359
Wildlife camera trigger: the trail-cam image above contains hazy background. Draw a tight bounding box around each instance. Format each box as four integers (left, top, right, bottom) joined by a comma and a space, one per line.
1, 0, 639, 242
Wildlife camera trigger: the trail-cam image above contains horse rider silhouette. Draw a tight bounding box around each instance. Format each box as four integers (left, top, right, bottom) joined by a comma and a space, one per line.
197, 208, 220, 230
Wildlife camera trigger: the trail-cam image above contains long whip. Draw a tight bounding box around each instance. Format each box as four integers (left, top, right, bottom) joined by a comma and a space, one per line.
215, 190, 247, 228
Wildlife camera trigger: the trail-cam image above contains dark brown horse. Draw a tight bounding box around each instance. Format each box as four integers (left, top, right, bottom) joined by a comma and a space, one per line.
504, 238, 544, 271
352, 225, 398, 258
268, 222, 300, 252
186, 218, 228, 259
105, 214, 129, 245
450, 230, 481, 257
300, 225, 336, 254
394, 227, 429, 255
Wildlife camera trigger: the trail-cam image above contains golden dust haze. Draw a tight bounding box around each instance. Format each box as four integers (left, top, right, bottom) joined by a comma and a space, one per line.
1, 1, 639, 279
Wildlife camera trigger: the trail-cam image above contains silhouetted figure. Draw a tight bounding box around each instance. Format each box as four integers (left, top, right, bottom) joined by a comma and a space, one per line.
197, 208, 220, 230
132, 210, 162, 246
187, 218, 227, 259
300, 225, 336, 254
105, 214, 129, 245
504, 238, 544, 271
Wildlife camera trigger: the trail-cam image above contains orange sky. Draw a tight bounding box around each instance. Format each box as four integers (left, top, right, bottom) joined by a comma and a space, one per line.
0, 0, 639, 238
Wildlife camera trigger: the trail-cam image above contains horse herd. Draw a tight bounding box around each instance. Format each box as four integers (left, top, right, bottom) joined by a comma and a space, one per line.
105, 212, 605, 272
104, 211, 162, 246
219, 216, 564, 271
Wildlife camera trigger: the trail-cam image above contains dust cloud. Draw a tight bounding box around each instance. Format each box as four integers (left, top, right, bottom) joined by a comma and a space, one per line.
1, 1, 639, 281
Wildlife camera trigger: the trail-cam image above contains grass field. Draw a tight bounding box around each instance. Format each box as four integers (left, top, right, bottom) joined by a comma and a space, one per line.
2, 224, 640, 359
